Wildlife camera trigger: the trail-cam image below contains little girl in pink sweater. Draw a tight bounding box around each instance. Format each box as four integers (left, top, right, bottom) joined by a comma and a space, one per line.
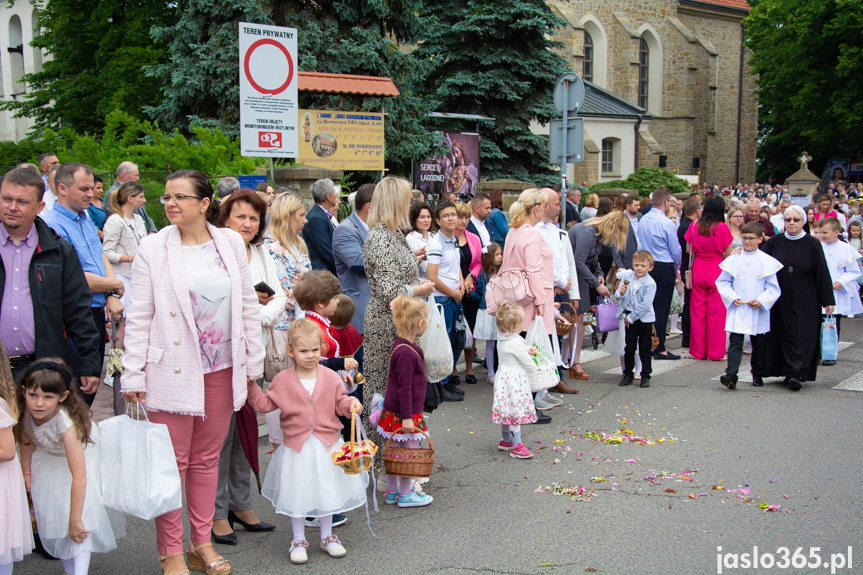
247, 319, 365, 565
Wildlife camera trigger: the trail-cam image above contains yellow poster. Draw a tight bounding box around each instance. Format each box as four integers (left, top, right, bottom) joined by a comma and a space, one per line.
297, 110, 385, 171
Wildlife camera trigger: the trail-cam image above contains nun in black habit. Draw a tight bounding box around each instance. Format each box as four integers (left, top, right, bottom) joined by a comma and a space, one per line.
762, 205, 835, 390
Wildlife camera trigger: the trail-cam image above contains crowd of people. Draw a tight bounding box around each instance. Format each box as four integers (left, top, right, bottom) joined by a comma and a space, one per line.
0, 155, 859, 574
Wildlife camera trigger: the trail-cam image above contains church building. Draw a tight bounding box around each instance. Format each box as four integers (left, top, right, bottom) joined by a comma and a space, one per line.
543, 0, 757, 186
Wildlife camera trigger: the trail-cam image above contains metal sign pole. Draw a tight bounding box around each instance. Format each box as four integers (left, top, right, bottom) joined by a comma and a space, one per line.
561, 80, 569, 229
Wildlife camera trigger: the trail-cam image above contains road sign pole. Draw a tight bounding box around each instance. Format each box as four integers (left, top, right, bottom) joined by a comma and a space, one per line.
561, 80, 569, 229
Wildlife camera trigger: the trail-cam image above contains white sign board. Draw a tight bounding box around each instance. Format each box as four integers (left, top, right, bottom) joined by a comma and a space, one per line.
239, 22, 298, 157
678, 174, 700, 185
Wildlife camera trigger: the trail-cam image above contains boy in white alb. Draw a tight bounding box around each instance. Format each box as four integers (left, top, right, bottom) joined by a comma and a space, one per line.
716, 222, 782, 389
818, 217, 863, 364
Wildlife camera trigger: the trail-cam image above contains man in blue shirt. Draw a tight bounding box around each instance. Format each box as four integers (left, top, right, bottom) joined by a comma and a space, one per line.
636, 186, 682, 360
42, 162, 125, 404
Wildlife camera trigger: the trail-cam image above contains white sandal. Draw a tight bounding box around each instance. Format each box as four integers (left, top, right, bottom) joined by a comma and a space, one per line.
320, 535, 346, 558
289, 539, 309, 564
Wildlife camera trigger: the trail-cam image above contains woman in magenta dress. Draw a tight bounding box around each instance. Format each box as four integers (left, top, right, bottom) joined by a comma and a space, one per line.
684, 195, 733, 360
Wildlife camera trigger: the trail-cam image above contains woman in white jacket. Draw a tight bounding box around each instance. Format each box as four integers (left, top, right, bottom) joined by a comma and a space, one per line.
212, 188, 287, 545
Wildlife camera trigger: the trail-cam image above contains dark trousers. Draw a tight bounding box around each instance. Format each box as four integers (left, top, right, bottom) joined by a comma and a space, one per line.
649, 263, 675, 353
624, 320, 653, 378
66, 306, 107, 406
726, 333, 765, 377
681, 286, 692, 348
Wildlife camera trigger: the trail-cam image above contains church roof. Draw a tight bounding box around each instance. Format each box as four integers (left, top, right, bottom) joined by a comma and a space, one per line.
681, 0, 750, 12
578, 82, 649, 119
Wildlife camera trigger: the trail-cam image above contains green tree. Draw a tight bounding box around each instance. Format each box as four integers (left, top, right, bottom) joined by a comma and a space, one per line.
745, 0, 863, 181
415, 0, 571, 185
590, 167, 693, 198
0, 0, 173, 134
148, 0, 440, 175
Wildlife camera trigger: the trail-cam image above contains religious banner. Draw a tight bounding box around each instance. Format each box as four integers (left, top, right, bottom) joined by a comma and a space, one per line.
827, 159, 849, 185
413, 132, 480, 200
296, 110, 385, 171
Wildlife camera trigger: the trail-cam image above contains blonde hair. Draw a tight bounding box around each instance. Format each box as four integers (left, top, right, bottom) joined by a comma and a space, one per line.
508, 188, 548, 229
495, 301, 524, 335
632, 250, 654, 266
392, 294, 428, 335
368, 177, 411, 231
455, 202, 471, 218
268, 193, 308, 255
584, 210, 630, 252
0, 342, 17, 421
107, 181, 145, 215
287, 318, 322, 349
585, 193, 599, 208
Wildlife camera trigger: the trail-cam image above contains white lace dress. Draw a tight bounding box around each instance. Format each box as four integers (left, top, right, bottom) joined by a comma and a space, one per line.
24, 408, 125, 559
0, 399, 33, 564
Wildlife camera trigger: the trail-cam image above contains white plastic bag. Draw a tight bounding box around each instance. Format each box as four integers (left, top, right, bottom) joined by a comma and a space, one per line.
525, 316, 559, 392
98, 404, 182, 520
417, 296, 454, 383
463, 323, 474, 350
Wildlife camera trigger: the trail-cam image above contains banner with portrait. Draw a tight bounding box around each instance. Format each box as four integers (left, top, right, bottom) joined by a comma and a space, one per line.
827, 159, 849, 185
413, 132, 480, 200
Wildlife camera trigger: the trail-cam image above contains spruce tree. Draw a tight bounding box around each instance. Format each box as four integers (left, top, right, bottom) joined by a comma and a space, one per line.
149, 0, 439, 174
416, 0, 571, 184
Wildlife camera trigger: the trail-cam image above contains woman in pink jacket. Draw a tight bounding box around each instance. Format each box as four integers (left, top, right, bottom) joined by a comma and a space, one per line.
122, 170, 265, 575
498, 188, 554, 421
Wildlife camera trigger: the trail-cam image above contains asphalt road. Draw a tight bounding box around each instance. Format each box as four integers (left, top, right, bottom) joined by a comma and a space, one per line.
16, 321, 863, 575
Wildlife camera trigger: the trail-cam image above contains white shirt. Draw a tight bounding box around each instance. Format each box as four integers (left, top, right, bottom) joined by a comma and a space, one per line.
41, 189, 57, 213
469, 215, 491, 252
426, 231, 461, 297
536, 220, 567, 289
627, 213, 639, 247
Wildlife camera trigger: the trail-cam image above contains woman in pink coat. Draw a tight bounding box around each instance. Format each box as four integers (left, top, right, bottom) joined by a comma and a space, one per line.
498, 188, 554, 336
122, 170, 265, 575
684, 195, 733, 360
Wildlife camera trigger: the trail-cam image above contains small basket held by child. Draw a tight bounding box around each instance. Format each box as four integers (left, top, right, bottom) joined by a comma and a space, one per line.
382, 428, 435, 478
331, 411, 378, 475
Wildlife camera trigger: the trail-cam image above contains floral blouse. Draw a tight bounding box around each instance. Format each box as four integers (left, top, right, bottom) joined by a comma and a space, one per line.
184, 241, 232, 374
262, 234, 311, 330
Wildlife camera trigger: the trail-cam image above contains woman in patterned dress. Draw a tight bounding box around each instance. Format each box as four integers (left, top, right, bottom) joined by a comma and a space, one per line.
362, 177, 435, 442
262, 193, 311, 447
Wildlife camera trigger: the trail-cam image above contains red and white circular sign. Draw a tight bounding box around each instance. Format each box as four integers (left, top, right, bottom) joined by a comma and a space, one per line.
243, 38, 294, 95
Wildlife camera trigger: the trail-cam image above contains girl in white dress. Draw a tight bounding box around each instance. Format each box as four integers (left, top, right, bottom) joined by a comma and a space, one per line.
491, 302, 538, 460
605, 269, 642, 378
0, 344, 33, 575
246, 320, 365, 565
15, 359, 124, 575
470, 242, 502, 383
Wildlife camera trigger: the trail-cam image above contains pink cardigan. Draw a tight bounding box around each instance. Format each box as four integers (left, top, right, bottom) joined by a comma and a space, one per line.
463, 230, 483, 281
121, 224, 265, 415
247, 365, 354, 453
500, 223, 554, 334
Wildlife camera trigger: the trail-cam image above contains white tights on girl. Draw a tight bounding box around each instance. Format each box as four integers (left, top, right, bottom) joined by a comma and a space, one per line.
59, 537, 92, 575
485, 341, 496, 381
384, 439, 420, 495
501, 424, 522, 445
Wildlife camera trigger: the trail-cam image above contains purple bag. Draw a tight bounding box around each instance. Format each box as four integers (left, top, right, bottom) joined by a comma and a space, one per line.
594, 297, 619, 332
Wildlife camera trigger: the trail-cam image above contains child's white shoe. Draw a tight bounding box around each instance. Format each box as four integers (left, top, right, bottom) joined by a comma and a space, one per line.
320, 535, 346, 558
290, 539, 309, 564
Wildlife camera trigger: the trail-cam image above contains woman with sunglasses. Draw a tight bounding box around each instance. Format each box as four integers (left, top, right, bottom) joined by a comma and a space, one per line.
761, 205, 835, 391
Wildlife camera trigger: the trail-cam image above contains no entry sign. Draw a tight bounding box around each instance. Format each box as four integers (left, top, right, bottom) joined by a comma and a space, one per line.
239, 22, 299, 157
